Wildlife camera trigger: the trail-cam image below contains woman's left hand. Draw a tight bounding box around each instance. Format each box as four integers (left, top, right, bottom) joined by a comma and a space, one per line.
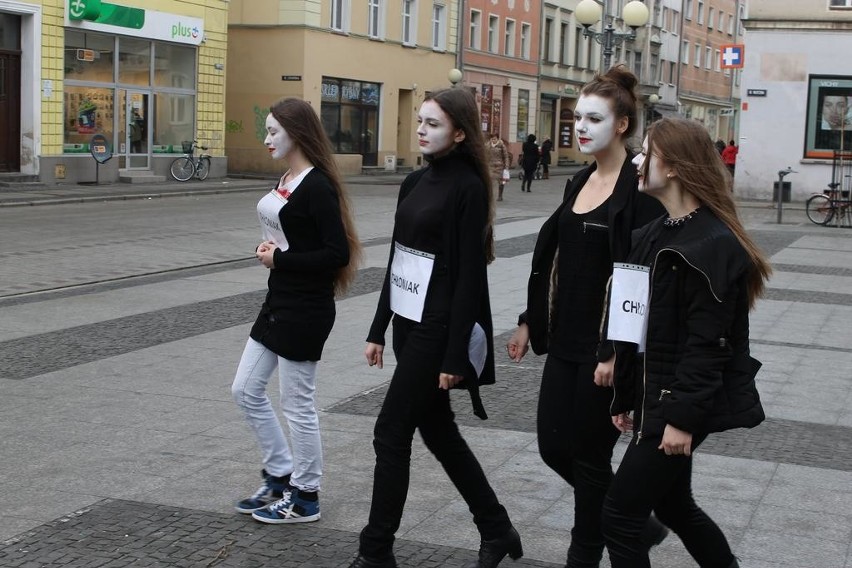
659, 424, 693, 456
438, 373, 462, 390
256, 241, 276, 269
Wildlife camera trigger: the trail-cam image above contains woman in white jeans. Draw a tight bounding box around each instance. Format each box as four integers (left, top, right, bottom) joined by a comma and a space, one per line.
231, 97, 361, 524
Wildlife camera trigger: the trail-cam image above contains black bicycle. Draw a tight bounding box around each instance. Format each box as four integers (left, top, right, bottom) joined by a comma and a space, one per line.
169, 140, 211, 182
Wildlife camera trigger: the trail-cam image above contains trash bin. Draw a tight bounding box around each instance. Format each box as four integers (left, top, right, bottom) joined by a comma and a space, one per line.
772, 181, 791, 203
384, 155, 397, 171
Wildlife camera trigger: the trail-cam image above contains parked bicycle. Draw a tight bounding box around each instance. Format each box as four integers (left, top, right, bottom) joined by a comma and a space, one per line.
806, 183, 851, 226
169, 140, 211, 182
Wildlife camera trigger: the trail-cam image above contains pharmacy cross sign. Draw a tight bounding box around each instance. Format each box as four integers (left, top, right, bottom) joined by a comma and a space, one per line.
721, 44, 745, 69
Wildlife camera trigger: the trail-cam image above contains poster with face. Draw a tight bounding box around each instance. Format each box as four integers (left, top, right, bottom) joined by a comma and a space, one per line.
805, 76, 852, 158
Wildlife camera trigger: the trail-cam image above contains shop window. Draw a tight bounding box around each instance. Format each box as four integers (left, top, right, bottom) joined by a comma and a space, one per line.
64, 31, 115, 83
320, 77, 380, 165
517, 89, 529, 142
153, 93, 196, 152
154, 43, 195, 88
805, 75, 852, 159
63, 87, 114, 152
118, 37, 151, 86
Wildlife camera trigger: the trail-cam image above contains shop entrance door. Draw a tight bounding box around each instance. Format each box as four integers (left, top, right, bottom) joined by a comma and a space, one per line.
120, 90, 149, 169
0, 52, 21, 172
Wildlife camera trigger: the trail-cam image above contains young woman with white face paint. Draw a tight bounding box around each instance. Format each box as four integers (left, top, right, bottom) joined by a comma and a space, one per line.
231, 98, 362, 525
506, 66, 667, 568
601, 118, 770, 568
350, 88, 521, 568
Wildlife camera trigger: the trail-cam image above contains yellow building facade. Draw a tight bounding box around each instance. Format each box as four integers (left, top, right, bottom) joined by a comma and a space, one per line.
226, 0, 460, 175
0, 0, 229, 183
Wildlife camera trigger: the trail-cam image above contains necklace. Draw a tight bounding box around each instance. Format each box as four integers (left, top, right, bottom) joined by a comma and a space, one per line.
663, 207, 700, 227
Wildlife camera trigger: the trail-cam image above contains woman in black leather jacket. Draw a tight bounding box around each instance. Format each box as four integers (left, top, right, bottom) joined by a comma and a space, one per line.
601, 118, 772, 568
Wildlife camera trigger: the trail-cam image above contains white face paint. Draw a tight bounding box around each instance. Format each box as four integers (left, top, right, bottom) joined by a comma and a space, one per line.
264, 113, 293, 160
573, 95, 621, 155
631, 136, 669, 194
416, 100, 463, 157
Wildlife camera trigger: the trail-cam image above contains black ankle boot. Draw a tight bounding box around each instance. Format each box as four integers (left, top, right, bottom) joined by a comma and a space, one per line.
727, 558, 740, 568
347, 553, 398, 568
464, 526, 523, 568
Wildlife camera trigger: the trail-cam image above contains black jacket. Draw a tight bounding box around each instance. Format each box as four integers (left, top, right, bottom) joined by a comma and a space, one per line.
610, 208, 765, 437
519, 155, 664, 356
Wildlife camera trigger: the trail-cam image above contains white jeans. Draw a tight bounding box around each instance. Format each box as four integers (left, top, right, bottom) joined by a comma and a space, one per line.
231, 338, 323, 492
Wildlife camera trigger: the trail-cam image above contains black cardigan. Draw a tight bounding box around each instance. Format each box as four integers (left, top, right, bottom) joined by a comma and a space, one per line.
519, 154, 664, 356
367, 153, 495, 419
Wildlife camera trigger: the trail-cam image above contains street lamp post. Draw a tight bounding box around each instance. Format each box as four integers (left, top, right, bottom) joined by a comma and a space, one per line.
448, 68, 463, 87
575, 0, 650, 70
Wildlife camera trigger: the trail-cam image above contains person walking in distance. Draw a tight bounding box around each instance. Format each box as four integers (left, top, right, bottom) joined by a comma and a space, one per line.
231, 97, 362, 525
540, 137, 553, 179
489, 132, 510, 202
601, 117, 769, 568
349, 87, 522, 568
721, 139, 738, 178
506, 65, 667, 568
521, 134, 539, 192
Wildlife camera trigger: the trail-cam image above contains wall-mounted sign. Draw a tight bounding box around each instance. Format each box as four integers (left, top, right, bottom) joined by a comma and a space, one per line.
66, 0, 204, 46
747, 89, 767, 97
281, 76, 302, 81
721, 44, 745, 69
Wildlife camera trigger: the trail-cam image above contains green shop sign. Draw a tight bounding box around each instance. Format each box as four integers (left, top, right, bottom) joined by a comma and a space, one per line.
67, 0, 204, 45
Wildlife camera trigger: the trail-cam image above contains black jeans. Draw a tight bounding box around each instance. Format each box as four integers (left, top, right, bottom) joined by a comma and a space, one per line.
359, 317, 511, 559
537, 355, 620, 566
602, 434, 735, 568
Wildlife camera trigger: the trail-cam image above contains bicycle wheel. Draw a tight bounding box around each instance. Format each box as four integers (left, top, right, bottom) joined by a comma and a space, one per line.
806, 194, 834, 225
170, 157, 195, 182
195, 157, 211, 181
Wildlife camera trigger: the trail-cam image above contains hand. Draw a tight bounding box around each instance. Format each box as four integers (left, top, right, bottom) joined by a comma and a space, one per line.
438, 373, 463, 390
593, 355, 615, 387
256, 241, 276, 269
612, 413, 633, 433
659, 424, 693, 456
506, 324, 530, 363
365, 342, 384, 369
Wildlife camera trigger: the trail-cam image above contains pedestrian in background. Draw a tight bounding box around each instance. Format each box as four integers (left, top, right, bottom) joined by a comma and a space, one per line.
722, 139, 738, 177
521, 134, 539, 193
602, 117, 770, 568
488, 132, 510, 202
231, 97, 362, 524
350, 88, 521, 568
540, 137, 553, 179
714, 138, 726, 155
506, 65, 667, 568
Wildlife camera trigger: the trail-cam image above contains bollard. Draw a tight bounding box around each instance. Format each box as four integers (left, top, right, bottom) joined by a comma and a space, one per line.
776, 167, 796, 224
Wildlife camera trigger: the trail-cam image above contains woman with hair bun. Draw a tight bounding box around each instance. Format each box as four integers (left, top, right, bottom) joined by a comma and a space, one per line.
507, 65, 667, 567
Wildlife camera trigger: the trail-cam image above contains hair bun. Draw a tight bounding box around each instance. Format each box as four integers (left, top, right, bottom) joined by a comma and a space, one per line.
602, 65, 638, 99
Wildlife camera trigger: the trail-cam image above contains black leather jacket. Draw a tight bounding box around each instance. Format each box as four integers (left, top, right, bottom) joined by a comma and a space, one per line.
610, 208, 765, 439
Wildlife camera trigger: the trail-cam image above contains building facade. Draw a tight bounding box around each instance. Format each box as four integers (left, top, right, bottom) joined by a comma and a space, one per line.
739, 0, 852, 199
226, 0, 459, 175
0, 0, 229, 183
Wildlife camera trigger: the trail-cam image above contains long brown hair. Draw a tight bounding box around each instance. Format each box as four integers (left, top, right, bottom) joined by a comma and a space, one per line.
424, 88, 495, 262
269, 97, 363, 294
645, 118, 771, 308
581, 64, 639, 139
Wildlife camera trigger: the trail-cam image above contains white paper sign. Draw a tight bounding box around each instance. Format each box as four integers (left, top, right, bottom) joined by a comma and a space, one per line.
468, 323, 487, 378
256, 190, 290, 252
389, 242, 435, 322
607, 263, 651, 352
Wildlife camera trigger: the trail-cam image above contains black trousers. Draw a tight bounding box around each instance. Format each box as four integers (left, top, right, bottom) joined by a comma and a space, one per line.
537, 355, 620, 566
359, 316, 511, 559
602, 434, 734, 568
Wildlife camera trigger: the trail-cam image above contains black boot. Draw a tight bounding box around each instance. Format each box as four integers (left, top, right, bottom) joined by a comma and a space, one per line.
727, 558, 740, 568
639, 514, 669, 549
347, 553, 398, 568
464, 526, 523, 568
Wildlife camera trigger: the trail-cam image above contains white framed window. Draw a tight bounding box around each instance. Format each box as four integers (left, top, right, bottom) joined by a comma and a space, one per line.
707, 7, 714, 29
698, 1, 704, 25
654, 2, 662, 27
488, 14, 498, 53
669, 61, 676, 84
520, 23, 531, 59
560, 22, 569, 64
685, 0, 693, 20
671, 10, 679, 34
681, 40, 689, 63
705, 46, 712, 69
402, 0, 416, 45
714, 48, 721, 71
694, 43, 701, 67
431, 3, 446, 50
661, 7, 669, 31
728, 11, 734, 34
330, 0, 350, 32
633, 50, 642, 78
504, 18, 515, 56
575, 26, 583, 67
651, 54, 659, 83
830, 0, 852, 7
368, 0, 383, 39
469, 9, 481, 50
543, 18, 553, 61
718, 11, 724, 32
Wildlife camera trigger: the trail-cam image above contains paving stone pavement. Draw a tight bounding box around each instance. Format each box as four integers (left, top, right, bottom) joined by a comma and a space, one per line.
1, 176, 851, 567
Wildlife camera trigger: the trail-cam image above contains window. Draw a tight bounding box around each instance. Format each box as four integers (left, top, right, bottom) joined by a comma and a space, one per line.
521, 23, 531, 59
469, 10, 481, 49
705, 46, 712, 69
368, 0, 383, 38
697, 1, 704, 25
633, 50, 642, 78
804, 75, 852, 158
669, 61, 676, 84
402, 0, 416, 45
119, 37, 150, 86
331, 0, 349, 31
661, 7, 669, 31
728, 11, 734, 34
650, 54, 659, 83
560, 22, 568, 65
830, 0, 852, 6
685, 0, 692, 20
504, 19, 515, 56
575, 26, 583, 67
694, 43, 701, 67
431, 3, 446, 50
320, 77, 380, 162
707, 7, 714, 29
718, 11, 724, 32
488, 15, 498, 53
681, 40, 689, 63
543, 18, 553, 61
517, 89, 529, 142
671, 10, 679, 34
654, 2, 662, 27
